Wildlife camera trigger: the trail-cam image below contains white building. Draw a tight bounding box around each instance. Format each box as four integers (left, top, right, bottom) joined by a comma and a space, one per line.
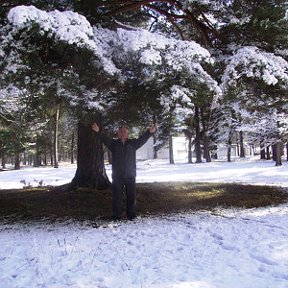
136, 136, 255, 161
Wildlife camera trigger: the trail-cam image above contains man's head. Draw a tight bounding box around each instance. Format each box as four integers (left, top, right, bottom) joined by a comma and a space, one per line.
118, 126, 129, 142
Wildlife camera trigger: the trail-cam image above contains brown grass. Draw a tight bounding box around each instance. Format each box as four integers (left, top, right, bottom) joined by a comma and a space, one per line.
0, 182, 287, 223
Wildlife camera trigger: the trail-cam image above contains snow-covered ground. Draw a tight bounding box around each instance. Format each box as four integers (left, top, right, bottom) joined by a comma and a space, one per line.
1, 157, 288, 189
0, 157, 288, 288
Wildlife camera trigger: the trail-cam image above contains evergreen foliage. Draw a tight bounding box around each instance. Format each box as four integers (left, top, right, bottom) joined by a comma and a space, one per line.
0, 0, 288, 171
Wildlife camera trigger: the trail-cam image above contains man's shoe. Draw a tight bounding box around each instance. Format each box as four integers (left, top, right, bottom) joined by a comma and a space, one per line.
127, 214, 137, 221
112, 215, 121, 222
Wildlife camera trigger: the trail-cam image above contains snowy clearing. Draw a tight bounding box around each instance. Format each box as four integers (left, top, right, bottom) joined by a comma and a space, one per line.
1, 157, 288, 189
0, 157, 288, 288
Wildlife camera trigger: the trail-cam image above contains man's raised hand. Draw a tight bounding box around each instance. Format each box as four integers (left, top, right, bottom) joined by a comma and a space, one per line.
149, 123, 157, 134
91, 122, 100, 133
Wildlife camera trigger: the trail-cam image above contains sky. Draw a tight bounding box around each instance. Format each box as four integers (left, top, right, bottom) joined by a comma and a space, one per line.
0, 157, 288, 288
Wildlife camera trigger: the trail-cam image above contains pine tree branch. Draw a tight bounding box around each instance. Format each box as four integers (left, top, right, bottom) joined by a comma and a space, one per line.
104, 0, 216, 46
144, 4, 185, 40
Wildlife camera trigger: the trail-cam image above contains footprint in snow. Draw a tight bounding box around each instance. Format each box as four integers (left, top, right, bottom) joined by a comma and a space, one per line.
250, 240, 288, 266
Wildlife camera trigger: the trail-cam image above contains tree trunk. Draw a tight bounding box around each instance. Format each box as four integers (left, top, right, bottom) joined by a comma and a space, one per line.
187, 133, 193, 164
239, 131, 245, 158
1, 151, 6, 169
227, 146, 231, 162
227, 129, 233, 162
203, 135, 211, 162
71, 131, 75, 164
260, 141, 266, 159
153, 133, 158, 159
43, 144, 47, 166
71, 119, 110, 189
14, 152, 20, 170
53, 104, 60, 168
194, 106, 202, 163
34, 139, 41, 167
200, 107, 211, 162
274, 141, 282, 166
50, 143, 54, 166
286, 143, 288, 161
169, 134, 174, 164
266, 146, 271, 160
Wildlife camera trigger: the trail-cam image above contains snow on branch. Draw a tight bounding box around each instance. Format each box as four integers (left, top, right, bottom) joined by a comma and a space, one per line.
7, 5, 214, 78
221, 46, 288, 89
5, 5, 219, 110
7, 5, 119, 75
116, 28, 212, 65
8, 6, 94, 47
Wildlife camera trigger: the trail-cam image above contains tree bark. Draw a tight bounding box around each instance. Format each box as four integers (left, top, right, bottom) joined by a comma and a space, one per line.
274, 141, 282, 166
34, 139, 41, 167
200, 107, 211, 162
1, 151, 6, 169
260, 141, 266, 159
227, 129, 233, 162
239, 131, 245, 158
169, 134, 174, 164
14, 152, 20, 170
187, 132, 193, 164
266, 146, 271, 160
153, 133, 158, 159
71, 120, 110, 190
286, 143, 288, 161
194, 106, 202, 163
53, 104, 60, 168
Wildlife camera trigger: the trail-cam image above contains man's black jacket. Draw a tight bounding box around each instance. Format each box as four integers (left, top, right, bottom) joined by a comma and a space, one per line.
100, 130, 153, 179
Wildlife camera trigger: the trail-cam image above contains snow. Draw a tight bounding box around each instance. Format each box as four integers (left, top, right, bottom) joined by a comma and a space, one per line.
0, 157, 288, 288
6, 5, 216, 88
221, 46, 288, 89
1, 157, 288, 189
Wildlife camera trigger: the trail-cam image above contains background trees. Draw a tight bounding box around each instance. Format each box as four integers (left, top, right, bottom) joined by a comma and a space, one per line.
0, 0, 288, 183
211, 0, 288, 164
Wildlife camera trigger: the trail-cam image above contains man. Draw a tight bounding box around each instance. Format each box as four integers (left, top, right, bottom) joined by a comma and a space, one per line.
92, 122, 156, 220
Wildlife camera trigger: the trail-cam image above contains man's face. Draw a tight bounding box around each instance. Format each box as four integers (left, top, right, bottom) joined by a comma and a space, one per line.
118, 127, 128, 142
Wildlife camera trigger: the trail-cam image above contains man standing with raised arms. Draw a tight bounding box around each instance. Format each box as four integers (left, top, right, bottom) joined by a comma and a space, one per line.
92, 122, 156, 221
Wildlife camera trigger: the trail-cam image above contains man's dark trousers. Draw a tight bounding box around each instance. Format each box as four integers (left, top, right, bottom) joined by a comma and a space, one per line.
112, 177, 136, 220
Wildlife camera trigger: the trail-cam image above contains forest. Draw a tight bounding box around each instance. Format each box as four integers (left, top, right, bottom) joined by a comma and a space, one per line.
0, 0, 288, 189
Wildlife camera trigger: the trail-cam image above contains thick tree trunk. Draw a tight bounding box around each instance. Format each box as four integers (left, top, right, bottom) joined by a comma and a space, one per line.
194, 106, 202, 163
239, 131, 245, 158
14, 152, 20, 170
71, 120, 110, 190
169, 134, 174, 164
274, 141, 282, 166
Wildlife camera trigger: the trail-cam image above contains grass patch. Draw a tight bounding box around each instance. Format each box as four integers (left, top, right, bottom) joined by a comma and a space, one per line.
0, 182, 287, 223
